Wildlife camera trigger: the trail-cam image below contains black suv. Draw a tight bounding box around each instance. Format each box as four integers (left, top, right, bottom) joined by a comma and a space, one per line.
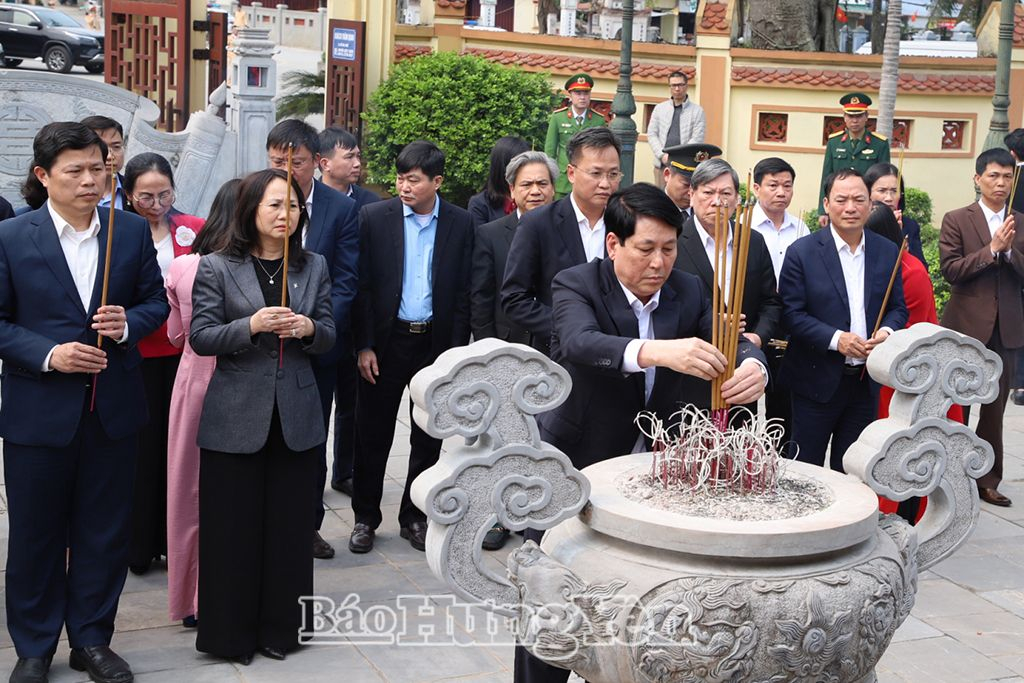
0, 4, 103, 73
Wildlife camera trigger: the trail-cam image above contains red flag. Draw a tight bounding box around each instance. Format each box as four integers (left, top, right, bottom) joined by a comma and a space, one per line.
911, 11, 918, 21
836, 6, 848, 22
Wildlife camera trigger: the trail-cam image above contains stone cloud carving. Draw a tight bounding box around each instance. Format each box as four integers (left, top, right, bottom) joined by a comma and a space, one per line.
412, 324, 996, 682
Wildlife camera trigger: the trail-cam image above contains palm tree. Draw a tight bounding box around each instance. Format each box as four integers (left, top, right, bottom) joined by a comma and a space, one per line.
876, 0, 901, 138
275, 68, 325, 120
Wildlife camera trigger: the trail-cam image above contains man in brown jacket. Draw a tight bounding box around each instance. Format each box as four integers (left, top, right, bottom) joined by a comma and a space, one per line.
940, 148, 1024, 507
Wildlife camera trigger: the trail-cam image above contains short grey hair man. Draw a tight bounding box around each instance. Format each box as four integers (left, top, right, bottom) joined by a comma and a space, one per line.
690, 157, 740, 191
505, 150, 558, 186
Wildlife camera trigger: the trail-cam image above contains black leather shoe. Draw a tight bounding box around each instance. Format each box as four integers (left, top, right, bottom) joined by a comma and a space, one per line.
10, 656, 51, 683
231, 652, 253, 666
348, 523, 374, 553
182, 615, 197, 628
68, 646, 133, 683
258, 646, 286, 661
331, 477, 354, 496
127, 560, 151, 576
313, 531, 335, 560
400, 522, 428, 551
482, 524, 511, 551
1013, 388, 1024, 406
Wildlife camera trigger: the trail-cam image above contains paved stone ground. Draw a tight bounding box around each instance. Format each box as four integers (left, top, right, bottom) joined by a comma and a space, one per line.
0, 397, 1023, 683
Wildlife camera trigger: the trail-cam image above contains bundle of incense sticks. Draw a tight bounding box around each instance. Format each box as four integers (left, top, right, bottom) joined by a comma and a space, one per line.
710, 193, 755, 422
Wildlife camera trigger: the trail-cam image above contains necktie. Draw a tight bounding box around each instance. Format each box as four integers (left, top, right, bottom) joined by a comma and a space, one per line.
576, 115, 583, 126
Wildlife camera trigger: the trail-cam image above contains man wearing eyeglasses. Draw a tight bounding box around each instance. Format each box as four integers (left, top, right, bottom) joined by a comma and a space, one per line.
265, 119, 358, 562
672, 157, 779, 419
81, 115, 127, 210
647, 71, 706, 189
503, 127, 622, 356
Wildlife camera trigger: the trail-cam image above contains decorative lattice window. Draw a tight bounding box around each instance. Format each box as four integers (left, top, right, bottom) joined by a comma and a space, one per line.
891, 119, 912, 149
757, 112, 788, 143
942, 120, 967, 150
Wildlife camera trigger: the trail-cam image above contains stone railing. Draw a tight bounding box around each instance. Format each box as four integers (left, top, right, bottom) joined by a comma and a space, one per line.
244, 2, 327, 50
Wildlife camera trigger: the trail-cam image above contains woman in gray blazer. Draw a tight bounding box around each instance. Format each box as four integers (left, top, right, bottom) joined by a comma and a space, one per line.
189, 169, 336, 664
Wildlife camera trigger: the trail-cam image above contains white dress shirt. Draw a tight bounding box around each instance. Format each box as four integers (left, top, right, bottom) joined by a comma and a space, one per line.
569, 193, 606, 262
827, 228, 868, 366
750, 203, 809, 283
302, 180, 315, 247
43, 201, 127, 371
620, 285, 660, 453
693, 216, 732, 294
978, 199, 1011, 257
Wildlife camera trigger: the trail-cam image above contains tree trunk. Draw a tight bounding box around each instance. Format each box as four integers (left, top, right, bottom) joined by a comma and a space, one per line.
877, 0, 902, 138
871, 0, 885, 53
749, 0, 839, 51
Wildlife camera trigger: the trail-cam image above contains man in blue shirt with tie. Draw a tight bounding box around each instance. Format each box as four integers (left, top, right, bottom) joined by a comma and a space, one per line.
349, 141, 473, 553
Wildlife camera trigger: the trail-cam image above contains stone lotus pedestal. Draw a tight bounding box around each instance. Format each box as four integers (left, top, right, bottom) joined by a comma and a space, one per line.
410, 324, 1001, 683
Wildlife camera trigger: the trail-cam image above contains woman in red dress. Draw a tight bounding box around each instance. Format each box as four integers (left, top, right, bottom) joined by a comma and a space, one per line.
124, 153, 204, 574
865, 202, 962, 523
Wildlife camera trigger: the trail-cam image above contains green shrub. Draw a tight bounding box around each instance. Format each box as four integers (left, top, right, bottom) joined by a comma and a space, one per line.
904, 187, 932, 226
920, 223, 949, 318
801, 207, 821, 233
361, 52, 560, 207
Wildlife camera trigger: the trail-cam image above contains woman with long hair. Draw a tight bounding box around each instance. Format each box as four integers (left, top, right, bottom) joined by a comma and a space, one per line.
165, 178, 240, 628
863, 162, 927, 267
190, 169, 335, 663
467, 135, 530, 227
123, 152, 205, 575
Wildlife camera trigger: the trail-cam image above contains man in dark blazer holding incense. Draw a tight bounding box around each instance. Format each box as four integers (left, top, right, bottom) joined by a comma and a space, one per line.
673, 156, 781, 414
502, 127, 622, 355
266, 119, 359, 559
780, 168, 907, 472
350, 140, 473, 554
0, 122, 168, 683
517, 184, 766, 683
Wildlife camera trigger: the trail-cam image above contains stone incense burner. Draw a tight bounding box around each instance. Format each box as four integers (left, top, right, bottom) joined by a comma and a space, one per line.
410, 323, 1000, 683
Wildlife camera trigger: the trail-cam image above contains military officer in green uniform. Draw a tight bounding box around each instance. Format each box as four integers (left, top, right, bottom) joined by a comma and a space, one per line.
817, 92, 890, 226
545, 73, 609, 198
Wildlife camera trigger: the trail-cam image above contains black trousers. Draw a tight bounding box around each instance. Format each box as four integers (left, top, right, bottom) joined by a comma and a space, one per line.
763, 345, 792, 451
197, 411, 316, 658
313, 359, 338, 531
353, 326, 442, 529
332, 343, 359, 485
4, 397, 136, 658
969, 320, 1015, 490
791, 370, 876, 472
130, 354, 178, 567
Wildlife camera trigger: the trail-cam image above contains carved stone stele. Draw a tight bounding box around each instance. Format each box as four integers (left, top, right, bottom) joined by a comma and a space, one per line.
411, 324, 998, 682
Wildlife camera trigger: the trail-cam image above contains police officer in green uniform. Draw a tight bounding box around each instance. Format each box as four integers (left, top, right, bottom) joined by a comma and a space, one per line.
817, 92, 890, 226
545, 73, 608, 198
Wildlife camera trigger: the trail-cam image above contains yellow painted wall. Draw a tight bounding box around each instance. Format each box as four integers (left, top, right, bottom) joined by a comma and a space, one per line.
726, 86, 993, 223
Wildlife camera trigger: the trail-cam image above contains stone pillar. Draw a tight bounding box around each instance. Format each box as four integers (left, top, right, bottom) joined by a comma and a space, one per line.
188, 0, 211, 111
479, 0, 496, 27
433, 0, 466, 53
693, 0, 734, 149
560, 0, 577, 36
317, 6, 327, 51
276, 4, 287, 45
228, 27, 277, 175
250, 1, 260, 28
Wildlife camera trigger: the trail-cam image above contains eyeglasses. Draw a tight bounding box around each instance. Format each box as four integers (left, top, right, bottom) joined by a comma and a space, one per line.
132, 190, 174, 209
571, 166, 622, 182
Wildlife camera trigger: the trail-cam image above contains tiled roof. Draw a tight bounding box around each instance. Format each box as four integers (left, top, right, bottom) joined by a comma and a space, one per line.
400, 45, 692, 81
1016, 4, 1024, 46
700, 0, 730, 33
731, 66, 994, 94
436, 0, 467, 8
394, 44, 432, 60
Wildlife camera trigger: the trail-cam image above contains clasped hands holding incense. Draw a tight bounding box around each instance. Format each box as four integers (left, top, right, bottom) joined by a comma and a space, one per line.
837, 328, 890, 360
249, 306, 313, 339
51, 304, 127, 374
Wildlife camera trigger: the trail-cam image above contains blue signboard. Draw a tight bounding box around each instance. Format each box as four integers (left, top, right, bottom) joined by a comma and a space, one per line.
332, 27, 357, 61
